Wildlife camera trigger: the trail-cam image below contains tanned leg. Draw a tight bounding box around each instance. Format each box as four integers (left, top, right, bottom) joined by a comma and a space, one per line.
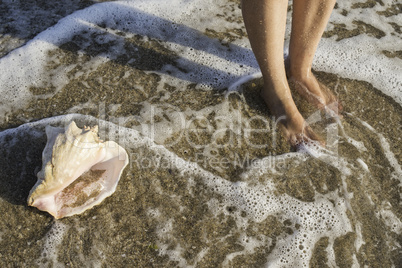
241, 0, 323, 146
288, 0, 341, 114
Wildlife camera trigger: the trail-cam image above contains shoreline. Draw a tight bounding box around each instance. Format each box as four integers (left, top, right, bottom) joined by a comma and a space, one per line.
0, 0, 401, 267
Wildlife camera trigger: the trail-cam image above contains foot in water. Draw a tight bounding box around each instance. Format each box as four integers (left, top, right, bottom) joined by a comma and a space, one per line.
259, 81, 325, 147
285, 57, 343, 117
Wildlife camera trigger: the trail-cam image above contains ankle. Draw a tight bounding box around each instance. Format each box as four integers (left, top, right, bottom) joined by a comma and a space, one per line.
260, 85, 298, 117
289, 68, 312, 82
285, 58, 312, 82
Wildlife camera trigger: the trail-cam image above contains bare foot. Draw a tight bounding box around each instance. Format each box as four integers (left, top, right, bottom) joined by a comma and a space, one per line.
260, 84, 325, 147
285, 58, 342, 117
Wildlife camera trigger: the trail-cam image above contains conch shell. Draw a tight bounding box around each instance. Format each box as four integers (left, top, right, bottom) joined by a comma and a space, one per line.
28, 121, 129, 219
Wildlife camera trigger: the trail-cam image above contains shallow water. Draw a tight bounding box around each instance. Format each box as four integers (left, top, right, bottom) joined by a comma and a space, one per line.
0, 0, 401, 267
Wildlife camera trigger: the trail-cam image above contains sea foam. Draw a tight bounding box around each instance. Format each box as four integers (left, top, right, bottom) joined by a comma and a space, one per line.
0, 0, 400, 267
1, 0, 400, 123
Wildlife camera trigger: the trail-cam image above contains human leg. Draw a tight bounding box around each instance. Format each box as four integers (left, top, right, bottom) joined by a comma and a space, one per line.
241, 0, 323, 146
288, 0, 340, 114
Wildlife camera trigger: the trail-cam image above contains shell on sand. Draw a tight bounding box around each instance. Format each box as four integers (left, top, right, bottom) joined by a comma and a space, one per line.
27, 121, 129, 219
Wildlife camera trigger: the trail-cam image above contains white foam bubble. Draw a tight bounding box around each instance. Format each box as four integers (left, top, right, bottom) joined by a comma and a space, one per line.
36, 221, 69, 267
3, 108, 399, 266
356, 117, 402, 185
222, 233, 272, 266
0, 0, 259, 123
316, 37, 402, 105
357, 158, 369, 172
20, 115, 352, 267
182, 153, 352, 267
1, 0, 400, 127
315, 0, 402, 104
1, 0, 401, 266
380, 209, 402, 234
354, 222, 365, 252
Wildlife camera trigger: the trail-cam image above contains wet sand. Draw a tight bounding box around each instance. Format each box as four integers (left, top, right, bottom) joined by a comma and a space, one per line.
0, 0, 401, 267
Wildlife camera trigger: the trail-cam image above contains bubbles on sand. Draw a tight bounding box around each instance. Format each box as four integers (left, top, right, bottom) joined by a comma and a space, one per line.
36, 221, 69, 267
0, 0, 401, 267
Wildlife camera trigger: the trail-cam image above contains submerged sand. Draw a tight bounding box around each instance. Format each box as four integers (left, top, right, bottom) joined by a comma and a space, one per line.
1, 71, 400, 267
0, 0, 401, 267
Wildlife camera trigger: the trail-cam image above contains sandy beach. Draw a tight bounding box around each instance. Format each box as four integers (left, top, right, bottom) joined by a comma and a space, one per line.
0, 0, 401, 267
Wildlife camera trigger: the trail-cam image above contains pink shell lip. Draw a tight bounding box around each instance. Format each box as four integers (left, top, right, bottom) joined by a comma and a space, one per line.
28, 122, 129, 219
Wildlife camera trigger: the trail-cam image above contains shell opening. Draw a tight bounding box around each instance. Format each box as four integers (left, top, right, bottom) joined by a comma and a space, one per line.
54, 168, 107, 215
